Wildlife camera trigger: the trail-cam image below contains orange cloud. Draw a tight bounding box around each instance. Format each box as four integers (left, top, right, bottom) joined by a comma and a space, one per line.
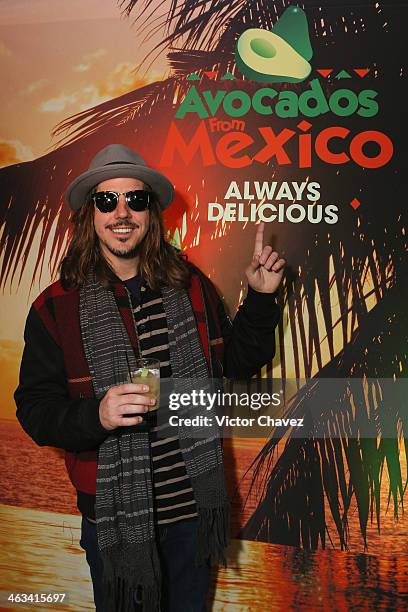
79, 63, 150, 109
40, 92, 78, 113
73, 48, 107, 72
0, 139, 34, 167
40, 62, 155, 113
21, 78, 48, 95
98, 62, 149, 97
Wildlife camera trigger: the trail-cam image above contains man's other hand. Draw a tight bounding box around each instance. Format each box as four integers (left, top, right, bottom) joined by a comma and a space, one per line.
245, 222, 286, 293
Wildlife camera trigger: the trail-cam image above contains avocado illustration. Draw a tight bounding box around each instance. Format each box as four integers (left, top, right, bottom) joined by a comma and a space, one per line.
271, 6, 312, 61
235, 6, 312, 83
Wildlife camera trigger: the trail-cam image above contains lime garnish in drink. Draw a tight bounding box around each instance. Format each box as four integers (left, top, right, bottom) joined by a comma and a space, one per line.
140, 368, 149, 377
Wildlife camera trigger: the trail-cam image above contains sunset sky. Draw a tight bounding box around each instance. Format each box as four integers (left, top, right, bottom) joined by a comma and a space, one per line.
0, 0, 168, 163
0, 0, 169, 418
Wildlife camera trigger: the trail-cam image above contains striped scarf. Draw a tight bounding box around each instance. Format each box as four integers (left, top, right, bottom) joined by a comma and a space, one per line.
79, 270, 229, 612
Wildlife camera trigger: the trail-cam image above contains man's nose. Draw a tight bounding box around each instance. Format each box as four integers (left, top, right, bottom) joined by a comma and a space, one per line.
115, 194, 131, 218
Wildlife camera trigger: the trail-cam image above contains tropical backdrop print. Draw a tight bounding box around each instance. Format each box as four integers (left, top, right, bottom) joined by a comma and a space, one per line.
0, 1, 407, 610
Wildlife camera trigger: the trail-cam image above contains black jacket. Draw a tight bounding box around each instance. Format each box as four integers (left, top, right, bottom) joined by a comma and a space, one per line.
15, 284, 280, 453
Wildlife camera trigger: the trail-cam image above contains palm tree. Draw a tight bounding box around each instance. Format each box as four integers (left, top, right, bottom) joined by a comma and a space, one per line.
0, 0, 406, 549
240, 279, 407, 549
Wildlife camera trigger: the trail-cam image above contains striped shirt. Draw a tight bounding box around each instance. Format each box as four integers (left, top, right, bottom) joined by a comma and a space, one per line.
124, 276, 198, 525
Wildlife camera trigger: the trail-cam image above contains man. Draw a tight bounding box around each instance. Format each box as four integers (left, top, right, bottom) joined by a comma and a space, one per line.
15, 144, 285, 612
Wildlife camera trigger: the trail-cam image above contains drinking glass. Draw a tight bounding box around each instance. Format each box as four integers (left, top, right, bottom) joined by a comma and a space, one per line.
128, 358, 160, 411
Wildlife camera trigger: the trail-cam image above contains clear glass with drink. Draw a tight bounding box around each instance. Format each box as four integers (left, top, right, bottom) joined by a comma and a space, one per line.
128, 358, 160, 411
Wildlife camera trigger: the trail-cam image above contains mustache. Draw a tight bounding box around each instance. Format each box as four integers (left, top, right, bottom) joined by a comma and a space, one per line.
106, 222, 139, 229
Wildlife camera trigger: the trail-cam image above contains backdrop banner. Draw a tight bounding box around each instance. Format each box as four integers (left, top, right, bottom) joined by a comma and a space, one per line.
0, 1, 407, 610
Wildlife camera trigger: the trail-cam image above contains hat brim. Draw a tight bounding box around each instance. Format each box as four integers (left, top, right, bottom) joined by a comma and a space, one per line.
65, 163, 174, 212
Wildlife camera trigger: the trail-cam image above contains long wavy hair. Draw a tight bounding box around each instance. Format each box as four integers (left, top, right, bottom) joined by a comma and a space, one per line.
60, 193, 190, 290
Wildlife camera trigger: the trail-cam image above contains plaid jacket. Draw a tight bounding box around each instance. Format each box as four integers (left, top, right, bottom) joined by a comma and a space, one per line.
16, 265, 279, 498
27, 266, 227, 495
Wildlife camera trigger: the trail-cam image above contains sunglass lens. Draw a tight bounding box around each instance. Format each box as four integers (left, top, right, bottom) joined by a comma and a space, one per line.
92, 190, 151, 212
126, 190, 151, 211
93, 192, 117, 212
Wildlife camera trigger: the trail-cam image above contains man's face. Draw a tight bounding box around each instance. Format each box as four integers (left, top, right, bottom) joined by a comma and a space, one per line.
93, 177, 150, 260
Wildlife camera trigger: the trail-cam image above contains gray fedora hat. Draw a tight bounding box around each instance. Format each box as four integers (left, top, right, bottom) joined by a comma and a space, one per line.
65, 144, 174, 211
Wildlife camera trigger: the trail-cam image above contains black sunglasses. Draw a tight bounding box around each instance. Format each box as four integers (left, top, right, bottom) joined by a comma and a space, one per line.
91, 189, 151, 213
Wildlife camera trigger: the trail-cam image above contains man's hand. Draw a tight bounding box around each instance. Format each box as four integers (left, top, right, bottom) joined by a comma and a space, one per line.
99, 383, 155, 430
245, 222, 286, 294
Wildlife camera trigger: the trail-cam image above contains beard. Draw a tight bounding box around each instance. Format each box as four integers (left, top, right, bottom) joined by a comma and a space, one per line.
101, 238, 143, 260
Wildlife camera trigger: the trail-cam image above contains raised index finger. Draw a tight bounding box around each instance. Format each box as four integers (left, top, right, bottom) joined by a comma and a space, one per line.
253, 222, 265, 257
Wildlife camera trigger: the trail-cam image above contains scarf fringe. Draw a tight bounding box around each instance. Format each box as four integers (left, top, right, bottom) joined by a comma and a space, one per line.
100, 542, 161, 612
196, 503, 230, 568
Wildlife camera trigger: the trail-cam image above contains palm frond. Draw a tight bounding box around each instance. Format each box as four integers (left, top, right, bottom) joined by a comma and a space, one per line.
52, 80, 173, 148
119, 0, 403, 72
0, 155, 72, 291
241, 282, 408, 549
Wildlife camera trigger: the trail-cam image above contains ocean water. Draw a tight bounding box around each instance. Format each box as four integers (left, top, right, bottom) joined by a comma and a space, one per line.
1, 420, 407, 610
1, 420, 407, 555
0, 505, 407, 612
0, 420, 78, 515
0, 505, 93, 611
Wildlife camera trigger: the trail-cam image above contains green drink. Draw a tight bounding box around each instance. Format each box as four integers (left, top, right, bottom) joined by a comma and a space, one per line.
129, 358, 160, 411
